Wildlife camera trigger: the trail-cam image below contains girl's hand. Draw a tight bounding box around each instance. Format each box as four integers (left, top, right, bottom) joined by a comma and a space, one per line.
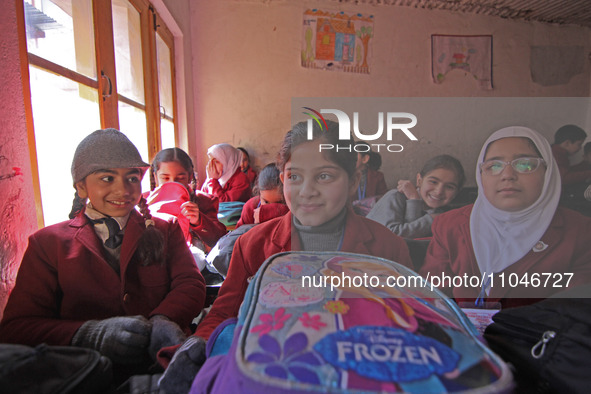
397, 180, 421, 200
206, 160, 222, 180
253, 207, 261, 224
181, 201, 200, 225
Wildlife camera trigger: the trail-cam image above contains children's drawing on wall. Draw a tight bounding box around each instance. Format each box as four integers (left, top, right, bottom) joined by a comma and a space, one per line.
302, 9, 374, 74
431, 35, 493, 90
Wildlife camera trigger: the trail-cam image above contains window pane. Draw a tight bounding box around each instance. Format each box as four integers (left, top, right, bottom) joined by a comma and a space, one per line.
160, 118, 175, 149
112, 0, 145, 104
29, 66, 101, 226
156, 33, 173, 119
24, 0, 96, 79
118, 102, 151, 192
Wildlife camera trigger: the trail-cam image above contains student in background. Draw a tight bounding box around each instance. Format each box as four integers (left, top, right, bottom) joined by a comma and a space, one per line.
236, 163, 289, 227
0, 129, 205, 381
421, 126, 591, 307
237, 146, 258, 188
551, 124, 591, 186
367, 154, 465, 239
353, 141, 388, 201
158, 120, 413, 393
206, 163, 289, 278
201, 143, 251, 203
148, 147, 226, 248
571, 142, 591, 172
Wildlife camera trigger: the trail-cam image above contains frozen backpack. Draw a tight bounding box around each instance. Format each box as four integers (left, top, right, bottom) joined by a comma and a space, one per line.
191, 252, 513, 393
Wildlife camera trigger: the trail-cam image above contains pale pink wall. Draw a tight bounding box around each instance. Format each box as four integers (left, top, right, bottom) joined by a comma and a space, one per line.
158, 0, 206, 184
186, 0, 591, 186
0, 0, 41, 318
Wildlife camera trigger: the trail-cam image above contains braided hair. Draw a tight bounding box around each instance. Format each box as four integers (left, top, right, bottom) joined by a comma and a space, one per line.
136, 195, 165, 266
68, 191, 87, 219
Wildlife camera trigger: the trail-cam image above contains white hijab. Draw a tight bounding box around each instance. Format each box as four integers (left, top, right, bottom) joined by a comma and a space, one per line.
470, 126, 561, 277
206, 143, 242, 187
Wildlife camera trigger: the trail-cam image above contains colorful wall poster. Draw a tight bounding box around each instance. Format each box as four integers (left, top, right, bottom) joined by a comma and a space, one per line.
302, 9, 374, 74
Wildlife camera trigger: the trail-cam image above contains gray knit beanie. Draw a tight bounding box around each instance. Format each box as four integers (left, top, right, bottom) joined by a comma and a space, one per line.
71, 128, 149, 183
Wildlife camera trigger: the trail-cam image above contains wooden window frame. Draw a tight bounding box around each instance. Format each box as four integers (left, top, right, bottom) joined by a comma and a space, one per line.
17, 0, 179, 227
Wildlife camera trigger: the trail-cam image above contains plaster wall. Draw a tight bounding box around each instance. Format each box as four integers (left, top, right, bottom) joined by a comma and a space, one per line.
186, 0, 591, 187
0, 0, 41, 319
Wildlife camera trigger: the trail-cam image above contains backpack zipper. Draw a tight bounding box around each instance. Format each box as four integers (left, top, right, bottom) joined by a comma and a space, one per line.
531, 330, 556, 359
491, 314, 551, 342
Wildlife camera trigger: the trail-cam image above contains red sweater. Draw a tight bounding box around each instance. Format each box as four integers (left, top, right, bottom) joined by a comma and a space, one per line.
235, 196, 289, 228
244, 166, 257, 186
552, 144, 591, 186
188, 192, 228, 247
201, 168, 251, 203
144, 189, 227, 247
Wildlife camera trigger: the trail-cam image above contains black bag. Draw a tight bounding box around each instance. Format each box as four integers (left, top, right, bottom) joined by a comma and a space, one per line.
484, 287, 591, 393
0, 343, 112, 394
205, 224, 255, 277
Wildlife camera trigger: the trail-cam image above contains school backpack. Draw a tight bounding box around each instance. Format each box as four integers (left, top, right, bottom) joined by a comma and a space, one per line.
484, 284, 591, 393
0, 343, 112, 394
190, 251, 513, 393
217, 201, 246, 229
205, 224, 256, 277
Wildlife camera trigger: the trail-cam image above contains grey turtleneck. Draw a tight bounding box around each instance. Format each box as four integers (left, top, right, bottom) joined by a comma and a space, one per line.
292, 208, 347, 251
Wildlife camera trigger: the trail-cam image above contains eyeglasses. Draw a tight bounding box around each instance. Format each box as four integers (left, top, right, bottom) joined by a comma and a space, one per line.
480, 157, 546, 176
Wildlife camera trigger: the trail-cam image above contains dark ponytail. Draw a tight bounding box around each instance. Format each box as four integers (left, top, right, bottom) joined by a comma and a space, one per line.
253, 163, 282, 195
136, 196, 166, 266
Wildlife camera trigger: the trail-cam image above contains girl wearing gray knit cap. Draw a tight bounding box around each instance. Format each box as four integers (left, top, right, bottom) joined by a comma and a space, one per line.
0, 129, 206, 385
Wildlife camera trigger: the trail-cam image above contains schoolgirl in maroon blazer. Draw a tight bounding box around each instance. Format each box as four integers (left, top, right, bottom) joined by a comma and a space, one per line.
0, 129, 205, 375
147, 147, 226, 248
236, 163, 289, 228
159, 120, 413, 393
421, 126, 591, 307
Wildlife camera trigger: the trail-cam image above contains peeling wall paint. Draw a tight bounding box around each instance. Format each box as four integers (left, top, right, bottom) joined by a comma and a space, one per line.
0, 0, 39, 319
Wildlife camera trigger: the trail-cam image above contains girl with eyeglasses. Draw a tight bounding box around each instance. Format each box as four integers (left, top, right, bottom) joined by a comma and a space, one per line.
420, 126, 591, 308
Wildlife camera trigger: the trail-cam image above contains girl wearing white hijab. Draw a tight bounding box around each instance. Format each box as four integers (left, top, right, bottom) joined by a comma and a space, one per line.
201, 143, 251, 202
420, 126, 591, 308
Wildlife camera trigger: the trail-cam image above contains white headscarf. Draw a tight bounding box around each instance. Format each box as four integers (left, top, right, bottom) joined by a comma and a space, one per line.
470, 126, 561, 277
206, 143, 242, 187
